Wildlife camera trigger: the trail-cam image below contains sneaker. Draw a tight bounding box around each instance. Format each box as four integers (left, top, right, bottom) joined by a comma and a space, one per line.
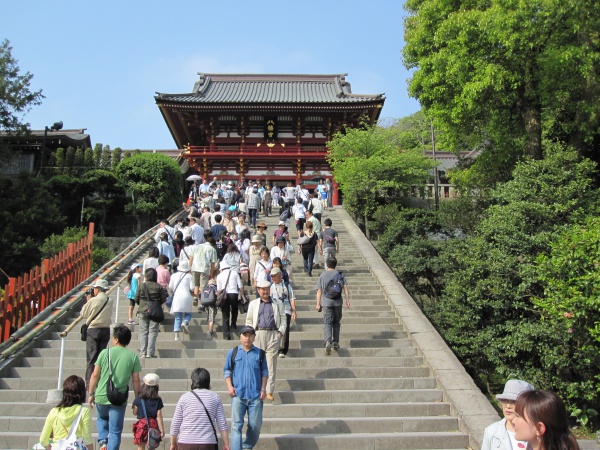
174, 332, 180, 341
127, 319, 136, 325
266, 393, 275, 401
332, 342, 340, 350
198, 305, 206, 313
139, 354, 146, 359
278, 353, 286, 358
98, 440, 107, 450
325, 341, 332, 356
181, 322, 189, 334
192, 298, 198, 307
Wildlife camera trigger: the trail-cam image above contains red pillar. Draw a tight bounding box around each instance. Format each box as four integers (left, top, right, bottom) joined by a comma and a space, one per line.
332, 181, 340, 206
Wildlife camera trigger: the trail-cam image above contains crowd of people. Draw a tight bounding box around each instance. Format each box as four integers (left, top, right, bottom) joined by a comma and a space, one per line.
41, 176, 582, 450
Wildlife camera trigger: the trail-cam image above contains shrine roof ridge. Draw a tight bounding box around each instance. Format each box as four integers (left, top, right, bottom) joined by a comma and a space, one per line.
155, 72, 385, 105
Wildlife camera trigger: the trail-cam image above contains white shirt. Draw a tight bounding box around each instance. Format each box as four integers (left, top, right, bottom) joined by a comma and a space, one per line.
189, 223, 205, 244
254, 259, 272, 283
169, 271, 195, 313
217, 269, 244, 294
293, 203, 306, 219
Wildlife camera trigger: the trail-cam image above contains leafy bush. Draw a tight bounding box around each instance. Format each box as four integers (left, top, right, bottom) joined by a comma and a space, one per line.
40, 227, 114, 273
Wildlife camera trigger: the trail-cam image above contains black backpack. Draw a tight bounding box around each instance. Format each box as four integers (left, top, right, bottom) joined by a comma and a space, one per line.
230, 346, 267, 374
324, 272, 344, 300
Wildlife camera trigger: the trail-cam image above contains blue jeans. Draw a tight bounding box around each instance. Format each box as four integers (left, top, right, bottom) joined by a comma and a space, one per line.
248, 208, 257, 228
230, 396, 263, 450
173, 312, 192, 332
96, 403, 127, 450
302, 249, 315, 274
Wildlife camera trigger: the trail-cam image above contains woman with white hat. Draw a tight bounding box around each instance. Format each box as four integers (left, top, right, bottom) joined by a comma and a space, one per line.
482, 379, 535, 450
169, 259, 195, 341
216, 261, 244, 340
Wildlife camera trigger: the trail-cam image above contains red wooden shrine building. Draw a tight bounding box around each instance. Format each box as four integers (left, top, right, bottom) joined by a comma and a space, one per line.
155, 73, 385, 204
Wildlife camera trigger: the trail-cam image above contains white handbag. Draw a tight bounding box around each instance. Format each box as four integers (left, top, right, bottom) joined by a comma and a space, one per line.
51, 406, 87, 450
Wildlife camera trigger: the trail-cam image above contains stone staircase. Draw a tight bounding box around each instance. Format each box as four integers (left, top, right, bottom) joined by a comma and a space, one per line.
0, 208, 472, 449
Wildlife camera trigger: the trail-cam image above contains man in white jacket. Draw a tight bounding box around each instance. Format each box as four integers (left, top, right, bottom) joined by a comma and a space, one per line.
245, 279, 286, 401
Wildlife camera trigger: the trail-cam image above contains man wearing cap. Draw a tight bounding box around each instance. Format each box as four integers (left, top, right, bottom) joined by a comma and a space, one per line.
224, 325, 268, 450
245, 280, 286, 401
80, 279, 113, 387
482, 379, 535, 450
270, 268, 297, 358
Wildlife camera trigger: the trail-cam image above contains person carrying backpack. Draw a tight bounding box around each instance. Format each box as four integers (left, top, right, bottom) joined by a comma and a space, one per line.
224, 325, 268, 450
315, 257, 350, 356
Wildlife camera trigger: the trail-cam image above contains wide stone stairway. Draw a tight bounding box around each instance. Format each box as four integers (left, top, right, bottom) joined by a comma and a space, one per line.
0, 208, 486, 449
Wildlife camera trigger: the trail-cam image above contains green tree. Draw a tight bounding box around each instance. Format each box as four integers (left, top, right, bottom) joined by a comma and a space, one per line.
533, 217, 600, 414
54, 147, 65, 173
435, 144, 600, 397
92, 143, 102, 167
327, 124, 432, 238
64, 146, 75, 174
83, 147, 93, 168
123, 150, 132, 159
403, 0, 600, 172
73, 148, 84, 175
116, 152, 182, 233
111, 147, 122, 171
40, 226, 114, 273
0, 173, 65, 279
101, 145, 111, 169
81, 169, 124, 236
377, 208, 449, 305
0, 39, 44, 163
391, 110, 432, 152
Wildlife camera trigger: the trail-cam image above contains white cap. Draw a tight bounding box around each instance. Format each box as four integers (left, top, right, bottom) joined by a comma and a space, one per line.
143, 373, 160, 386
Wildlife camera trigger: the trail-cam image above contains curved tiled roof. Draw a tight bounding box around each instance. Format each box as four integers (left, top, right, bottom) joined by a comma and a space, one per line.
156, 73, 384, 104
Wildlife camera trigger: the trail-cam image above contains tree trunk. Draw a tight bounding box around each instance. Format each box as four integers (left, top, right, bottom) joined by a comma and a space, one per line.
364, 210, 370, 240
523, 105, 542, 160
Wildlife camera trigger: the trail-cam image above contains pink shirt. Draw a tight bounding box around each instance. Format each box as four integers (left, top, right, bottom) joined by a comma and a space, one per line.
156, 266, 171, 288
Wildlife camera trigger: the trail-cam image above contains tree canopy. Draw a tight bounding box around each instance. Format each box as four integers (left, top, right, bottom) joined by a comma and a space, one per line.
403, 0, 600, 181
0, 39, 44, 162
327, 124, 432, 236
116, 152, 182, 232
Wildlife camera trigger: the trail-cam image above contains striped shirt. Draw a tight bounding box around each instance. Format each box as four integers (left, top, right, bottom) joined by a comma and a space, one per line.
170, 389, 227, 444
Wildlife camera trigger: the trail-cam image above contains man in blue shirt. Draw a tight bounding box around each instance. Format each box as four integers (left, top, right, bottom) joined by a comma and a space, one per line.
224, 325, 268, 450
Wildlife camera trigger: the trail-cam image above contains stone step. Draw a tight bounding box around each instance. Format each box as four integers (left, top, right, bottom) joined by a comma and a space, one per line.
0, 378, 438, 403
0, 400, 452, 424
0, 208, 475, 450
0, 388, 445, 405
9, 357, 423, 380
1, 430, 469, 450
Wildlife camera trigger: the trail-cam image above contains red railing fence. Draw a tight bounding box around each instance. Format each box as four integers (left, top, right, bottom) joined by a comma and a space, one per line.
0, 223, 95, 344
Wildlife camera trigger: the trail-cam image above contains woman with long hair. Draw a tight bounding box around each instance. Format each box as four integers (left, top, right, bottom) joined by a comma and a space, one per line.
222, 242, 242, 274
297, 221, 318, 277
513, 390, 579, 450
39, 375, 94, 450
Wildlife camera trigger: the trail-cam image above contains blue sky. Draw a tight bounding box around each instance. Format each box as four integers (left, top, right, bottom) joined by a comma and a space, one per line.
2, 0, 419, 149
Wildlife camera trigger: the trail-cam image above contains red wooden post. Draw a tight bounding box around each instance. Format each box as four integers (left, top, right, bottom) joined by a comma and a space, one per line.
332, 180, 340, 206
86, 223, 95, 279
3, 278, 16, 342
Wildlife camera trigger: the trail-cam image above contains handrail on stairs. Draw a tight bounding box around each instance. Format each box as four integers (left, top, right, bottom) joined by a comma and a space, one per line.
0, 209, 185, 370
